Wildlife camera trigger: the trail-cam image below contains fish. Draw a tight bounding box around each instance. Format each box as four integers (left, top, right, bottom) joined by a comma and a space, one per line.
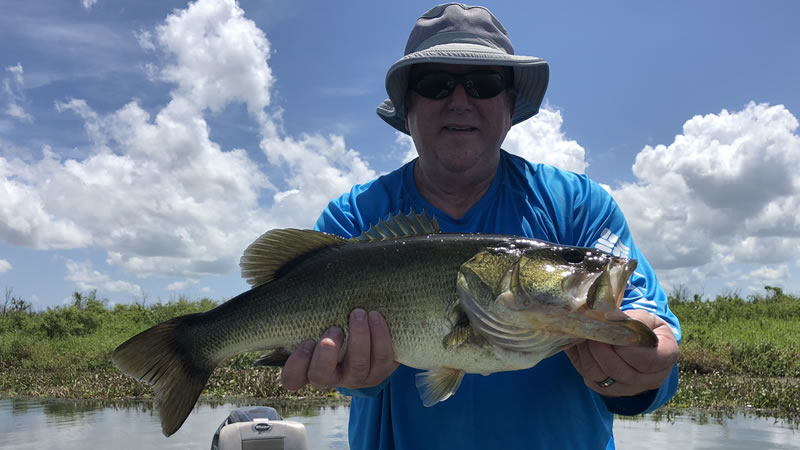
111, 211, 657, 436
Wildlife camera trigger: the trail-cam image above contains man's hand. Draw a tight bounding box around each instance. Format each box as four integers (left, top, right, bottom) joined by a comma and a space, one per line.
280, 309, 399, 391
565, 309, 679, 397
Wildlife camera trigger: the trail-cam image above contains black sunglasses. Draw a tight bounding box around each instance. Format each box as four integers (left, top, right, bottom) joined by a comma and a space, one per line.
409, 69, 513, 100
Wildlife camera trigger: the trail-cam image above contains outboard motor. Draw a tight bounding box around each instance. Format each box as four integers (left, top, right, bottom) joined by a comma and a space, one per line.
211, 406, 309, 450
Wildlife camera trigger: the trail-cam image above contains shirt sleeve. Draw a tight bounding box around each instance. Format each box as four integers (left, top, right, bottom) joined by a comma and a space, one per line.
570, 176, 682, 415
314, 195, 361, 237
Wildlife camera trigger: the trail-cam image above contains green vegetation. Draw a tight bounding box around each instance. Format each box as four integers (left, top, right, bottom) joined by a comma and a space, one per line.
0, 288, 329, 402
1, 286, 798, 421
667, 285, 799, 419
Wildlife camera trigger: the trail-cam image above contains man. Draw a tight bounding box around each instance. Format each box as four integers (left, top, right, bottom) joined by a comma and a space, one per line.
281, 4, 681, 449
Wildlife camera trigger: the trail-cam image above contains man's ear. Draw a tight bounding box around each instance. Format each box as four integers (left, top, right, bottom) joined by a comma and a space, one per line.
404, 93, 414, 131
506, 88, 517, 118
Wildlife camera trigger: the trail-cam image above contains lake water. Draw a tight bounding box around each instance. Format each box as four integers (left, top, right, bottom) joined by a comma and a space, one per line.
0, 398, 797, 449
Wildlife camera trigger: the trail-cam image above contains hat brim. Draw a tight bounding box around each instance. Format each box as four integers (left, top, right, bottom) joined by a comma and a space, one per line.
376, 43, 549, 134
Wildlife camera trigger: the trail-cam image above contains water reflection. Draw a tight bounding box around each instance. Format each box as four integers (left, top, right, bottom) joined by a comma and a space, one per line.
0, 398, 349, 449
1, 399, 797, 449
615, 408, 798, 450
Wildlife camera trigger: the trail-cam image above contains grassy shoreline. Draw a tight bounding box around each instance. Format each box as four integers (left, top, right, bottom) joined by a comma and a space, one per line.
2, 287, 798, 422
2, 368, 798, 421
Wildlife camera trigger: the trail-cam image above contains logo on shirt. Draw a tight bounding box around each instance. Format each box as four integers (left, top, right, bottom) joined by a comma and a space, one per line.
594, 228, 629, 258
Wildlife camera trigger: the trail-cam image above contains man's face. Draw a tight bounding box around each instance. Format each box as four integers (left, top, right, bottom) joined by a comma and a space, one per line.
405, 63, 515, 176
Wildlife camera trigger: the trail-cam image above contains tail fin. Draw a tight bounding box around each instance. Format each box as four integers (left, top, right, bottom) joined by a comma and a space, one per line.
111, 313, 215, 436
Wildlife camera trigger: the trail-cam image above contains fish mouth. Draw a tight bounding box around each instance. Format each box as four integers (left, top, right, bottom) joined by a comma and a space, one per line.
564, 271, 603, 309
585, 258, 638, 311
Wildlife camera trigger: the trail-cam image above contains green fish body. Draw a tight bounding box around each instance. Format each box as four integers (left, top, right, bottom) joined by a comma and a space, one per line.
112, 212, 656, 436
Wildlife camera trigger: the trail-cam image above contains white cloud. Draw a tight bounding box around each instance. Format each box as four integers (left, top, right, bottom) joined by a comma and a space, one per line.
5, 64, 24, 87
82, 0, 98, 10
2, 17, 142, 89
0, 149, 92, 249
166, 279, 198, 291
0, 0, 376, 285
719, 236, 800, 266
745, 265, 790, 283
394, 132, 416, 164
3, 63, 33, 122
155, 0, 273, 116
259, 131, 377, 227
609, 102, 800, 292
65, 260, 142, 296
0, 259, 11, 273
504, 106, 588, 174
134, 29, 156, 51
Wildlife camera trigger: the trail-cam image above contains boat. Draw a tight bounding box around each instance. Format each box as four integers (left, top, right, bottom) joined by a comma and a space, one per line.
210, 405, 309, 450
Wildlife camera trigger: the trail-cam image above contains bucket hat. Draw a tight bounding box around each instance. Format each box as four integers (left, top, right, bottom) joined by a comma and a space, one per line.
377, 3, 550, 134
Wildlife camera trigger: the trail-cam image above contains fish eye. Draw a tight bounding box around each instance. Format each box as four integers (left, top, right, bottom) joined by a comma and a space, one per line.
564, 250, 584, 264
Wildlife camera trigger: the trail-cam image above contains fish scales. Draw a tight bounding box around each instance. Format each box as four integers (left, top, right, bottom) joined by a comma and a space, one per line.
188, 234, 513, 370
111, 212, 657, 436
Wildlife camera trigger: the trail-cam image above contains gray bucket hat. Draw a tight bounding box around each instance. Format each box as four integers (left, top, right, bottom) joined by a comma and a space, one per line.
377, 3, 550, 134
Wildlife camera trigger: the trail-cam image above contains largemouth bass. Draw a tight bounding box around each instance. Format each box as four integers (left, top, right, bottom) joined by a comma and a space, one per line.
112, 212, 657, 436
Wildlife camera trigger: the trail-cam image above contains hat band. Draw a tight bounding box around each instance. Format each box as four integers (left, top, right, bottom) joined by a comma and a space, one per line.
413, 32, 510, 53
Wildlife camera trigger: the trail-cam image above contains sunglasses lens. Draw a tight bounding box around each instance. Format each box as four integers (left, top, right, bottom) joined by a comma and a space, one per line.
411, 71, 507, 100
466, 73, 505, 98
413, 73, 456, 99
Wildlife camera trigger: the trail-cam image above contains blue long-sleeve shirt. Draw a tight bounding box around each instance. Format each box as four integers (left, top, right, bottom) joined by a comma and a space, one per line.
314, 150, 681, 450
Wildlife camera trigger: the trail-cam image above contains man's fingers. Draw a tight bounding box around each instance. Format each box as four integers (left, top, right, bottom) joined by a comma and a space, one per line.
576, 342, 645, 396
586, 340, 638, 384
563, 340, 587, 372
339, 309, 371, 386
565, 311, 680, 397
281, 310, 398, 391
575, 341, 605, 382
281, 340, 315, 391
615, 317, 679, 374
367, 310, 399, 382
564, 346, 580, 371
619, 309, 662, 328
307, 326, 344, 388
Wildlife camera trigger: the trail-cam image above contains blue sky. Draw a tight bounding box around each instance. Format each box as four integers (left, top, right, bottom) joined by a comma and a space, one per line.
1, 0, 799, 309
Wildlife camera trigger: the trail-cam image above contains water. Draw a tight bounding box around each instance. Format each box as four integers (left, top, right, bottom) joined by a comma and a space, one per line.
0, 398, 797, 449
0, 398, 349, 449
614, 409, 799, 449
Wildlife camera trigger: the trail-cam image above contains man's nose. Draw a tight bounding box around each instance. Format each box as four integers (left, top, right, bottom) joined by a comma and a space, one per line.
446, 84, 473, 111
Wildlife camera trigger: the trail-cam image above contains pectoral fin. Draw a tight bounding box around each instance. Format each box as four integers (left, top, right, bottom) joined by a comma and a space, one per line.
415, 368, 465, 407
443, 311, 473, 349
443, 325, 472, 349
252, 348, 291, 367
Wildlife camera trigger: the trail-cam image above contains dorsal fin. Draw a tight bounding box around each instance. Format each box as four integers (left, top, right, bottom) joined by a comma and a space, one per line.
353, 210, 440, 242
240, 229, 347, 287
240, 211, 438, 287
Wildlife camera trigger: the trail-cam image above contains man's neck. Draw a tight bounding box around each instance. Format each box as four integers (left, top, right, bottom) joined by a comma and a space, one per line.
412, 158, 498, 220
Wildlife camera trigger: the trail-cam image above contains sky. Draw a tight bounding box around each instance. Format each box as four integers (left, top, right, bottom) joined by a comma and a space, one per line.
1, 0, 799, 309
